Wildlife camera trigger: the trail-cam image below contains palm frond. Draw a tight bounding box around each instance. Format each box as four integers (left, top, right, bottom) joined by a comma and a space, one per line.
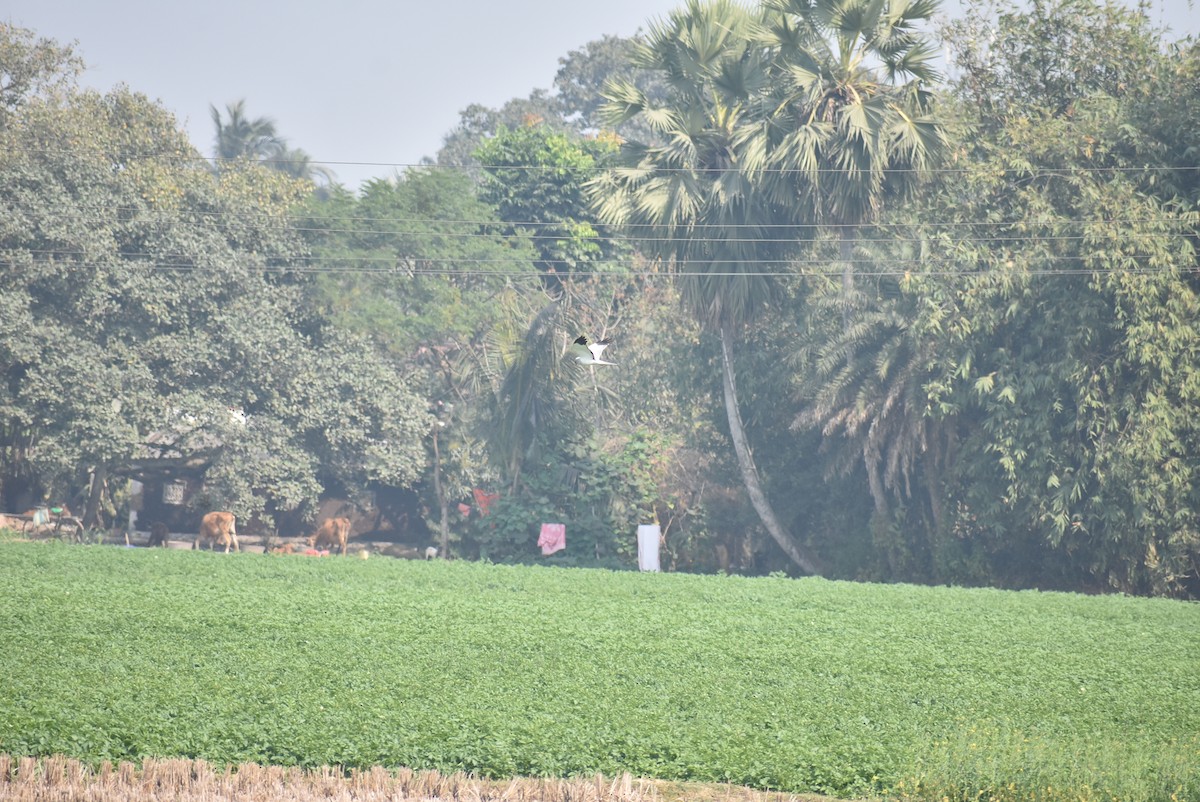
599, 81, 648, 129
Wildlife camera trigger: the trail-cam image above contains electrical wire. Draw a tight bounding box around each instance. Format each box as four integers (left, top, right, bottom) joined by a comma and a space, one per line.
9, 146, 1200, 176
5, 150, 1196, 279
7, 215, 1195, 243
1, 257, 1194, 279
7, 207, 1196, 248
8, 248, 1193, 266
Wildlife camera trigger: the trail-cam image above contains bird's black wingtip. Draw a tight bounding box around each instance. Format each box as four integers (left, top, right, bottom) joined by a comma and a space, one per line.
573, 335, 588, 345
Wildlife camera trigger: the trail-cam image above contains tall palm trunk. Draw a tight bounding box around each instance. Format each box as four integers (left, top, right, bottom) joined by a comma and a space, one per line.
839, 227, 856, 332
719, 323, 821, 574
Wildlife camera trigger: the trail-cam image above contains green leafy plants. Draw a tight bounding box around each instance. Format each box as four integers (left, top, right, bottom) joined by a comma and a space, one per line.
0, 541, 1196, 800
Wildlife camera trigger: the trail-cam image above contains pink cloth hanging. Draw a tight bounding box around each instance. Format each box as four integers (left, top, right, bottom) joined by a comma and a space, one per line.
538, 523, 566, 555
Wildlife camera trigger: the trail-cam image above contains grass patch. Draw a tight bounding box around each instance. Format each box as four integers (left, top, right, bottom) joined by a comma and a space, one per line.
896, 728, 1199, 801
0, 541, 1196, 800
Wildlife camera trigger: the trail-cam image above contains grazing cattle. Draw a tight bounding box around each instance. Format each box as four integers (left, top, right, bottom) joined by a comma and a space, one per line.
148, 522, 169, 547
194, 511, 239, 553
425, 546, 439, 560
308, 516, 351, 556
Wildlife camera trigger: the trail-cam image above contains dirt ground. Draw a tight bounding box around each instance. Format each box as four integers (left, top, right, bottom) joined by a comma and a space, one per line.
27, 527, 433, 560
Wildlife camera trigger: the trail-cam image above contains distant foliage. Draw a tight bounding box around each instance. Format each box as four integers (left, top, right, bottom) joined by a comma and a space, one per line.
3, 6, 1200, 596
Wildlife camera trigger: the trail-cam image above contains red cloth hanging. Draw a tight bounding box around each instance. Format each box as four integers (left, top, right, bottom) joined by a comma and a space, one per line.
472, 488, 499, 516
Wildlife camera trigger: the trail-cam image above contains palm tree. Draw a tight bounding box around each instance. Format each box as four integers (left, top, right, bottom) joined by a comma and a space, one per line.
274, 145, 338, 190
791, 263, 949, 538
589, 0, 821, 574
210, 100, 338, 189
464, 297, 609, 494
210, 99, 284, 166
486, 302, 571, 491
759, 0, 946, 317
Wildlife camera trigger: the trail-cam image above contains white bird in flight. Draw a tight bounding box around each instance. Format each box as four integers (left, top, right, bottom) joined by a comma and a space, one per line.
570, 335, 617, 366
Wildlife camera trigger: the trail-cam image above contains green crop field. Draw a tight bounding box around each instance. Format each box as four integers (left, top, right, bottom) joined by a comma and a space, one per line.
0, 541, 1197, 801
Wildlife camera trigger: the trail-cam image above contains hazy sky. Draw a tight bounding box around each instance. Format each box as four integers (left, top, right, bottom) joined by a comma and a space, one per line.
5, 0, 1197, 190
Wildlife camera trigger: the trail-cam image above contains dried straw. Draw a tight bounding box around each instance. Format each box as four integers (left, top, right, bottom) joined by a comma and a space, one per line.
0, 755, 667, 802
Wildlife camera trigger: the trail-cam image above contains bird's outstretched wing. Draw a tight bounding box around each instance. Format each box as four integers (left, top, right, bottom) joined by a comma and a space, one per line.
571, 335, 617, 366
569, 335, 591, 360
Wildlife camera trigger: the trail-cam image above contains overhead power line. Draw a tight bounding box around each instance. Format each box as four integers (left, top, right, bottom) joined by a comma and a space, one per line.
13, 248, 1195, 265
2, 257, 1194, 279
11, 147, 1200, 176
13, 209, 1198, 240
10, 224, 1192, 248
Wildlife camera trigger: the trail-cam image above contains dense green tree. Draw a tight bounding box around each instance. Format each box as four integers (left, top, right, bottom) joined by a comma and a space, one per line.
298, 168, 540, 357
475, 124, 628, 278
923, 0, 1200, 594
915, 168, 1199, 594
945, 0, 1163, 121
435, 91, 565, 169
1122, 37, 1200, 261
0, 35, 429, 528
790, 0, 1200, 594
0, 22, 82, 126
781, 0, 1200, 595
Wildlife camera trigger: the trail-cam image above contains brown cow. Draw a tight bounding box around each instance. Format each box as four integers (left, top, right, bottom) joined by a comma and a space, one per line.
194, 511, 239, 553
308, 516, 351, 556
148, 521, 169, 547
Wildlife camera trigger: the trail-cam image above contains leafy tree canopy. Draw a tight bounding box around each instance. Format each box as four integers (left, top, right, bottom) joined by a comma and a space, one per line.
297, 168, 541, 359
0, 27, 429, 526
436, 32, 668, 170
435, 91, 565, 170
788, 0, 1200, 595
475, 123, 628, 277
0, 22, 82, 126
553, 33, 668, 143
